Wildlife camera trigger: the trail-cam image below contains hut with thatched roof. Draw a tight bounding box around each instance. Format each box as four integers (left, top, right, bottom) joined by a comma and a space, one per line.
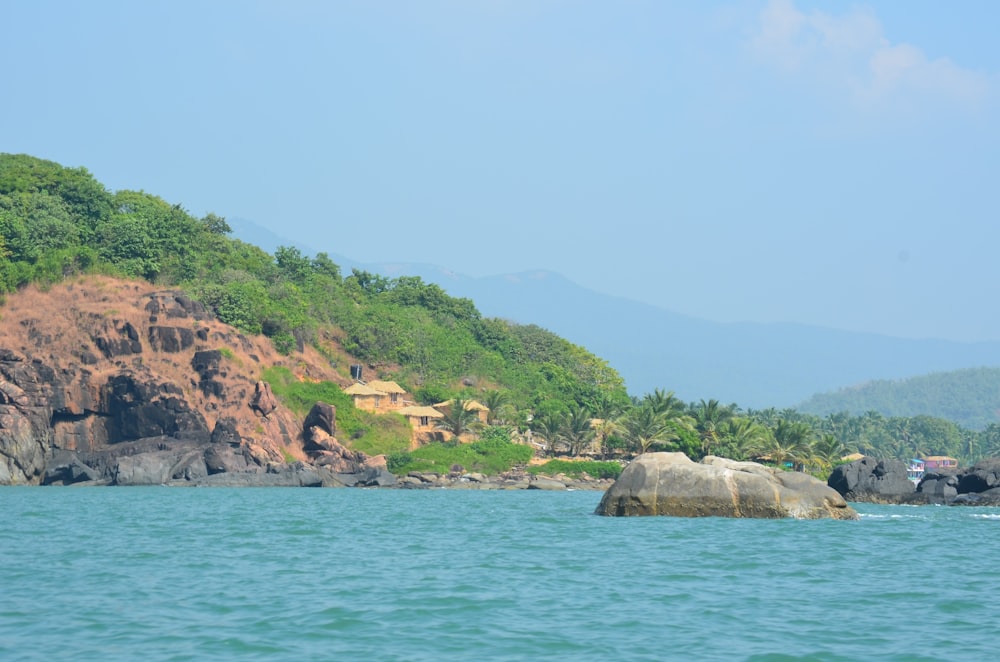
366, 380, 408, 409
343, 382, 389, 412
397, 405, 444, 431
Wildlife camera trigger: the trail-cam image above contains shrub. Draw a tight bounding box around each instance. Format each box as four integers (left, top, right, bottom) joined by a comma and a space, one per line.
527, 459, 623, 480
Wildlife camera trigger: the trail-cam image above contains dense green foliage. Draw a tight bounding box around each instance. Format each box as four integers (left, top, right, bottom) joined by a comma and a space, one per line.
797, 367, 1000, 431
387, 426, 533, 475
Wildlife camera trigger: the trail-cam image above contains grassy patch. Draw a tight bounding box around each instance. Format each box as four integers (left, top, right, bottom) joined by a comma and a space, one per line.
527, 459, 622, 480
262, 365, 411, 456
388, 427, 533, 476
388, 442, 534, 476
346, 413, 412, 457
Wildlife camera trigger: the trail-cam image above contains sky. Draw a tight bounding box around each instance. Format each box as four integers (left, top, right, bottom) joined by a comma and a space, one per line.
4, 0, 999, 342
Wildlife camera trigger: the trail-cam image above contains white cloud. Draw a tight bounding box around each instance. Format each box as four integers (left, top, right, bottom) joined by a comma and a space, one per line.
749, 0, 991, 109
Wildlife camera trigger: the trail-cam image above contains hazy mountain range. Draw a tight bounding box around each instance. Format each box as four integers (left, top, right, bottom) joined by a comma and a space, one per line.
232, 218, 1000, 410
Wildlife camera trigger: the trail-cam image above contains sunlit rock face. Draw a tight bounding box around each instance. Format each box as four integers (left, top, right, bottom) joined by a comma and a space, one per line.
596, 453, 859, 520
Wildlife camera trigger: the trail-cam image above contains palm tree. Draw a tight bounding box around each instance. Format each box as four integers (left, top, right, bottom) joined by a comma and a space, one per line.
480, 389, 513, 426
812, 433, 845, 473
717, 418, 770, 461
615, 405, 677, 455
690, 399, 735, 458
981, 424, 1000, 458
559, 406, 596, 456
643, 389, 686, 419
758, 419, 815, 470
435, 398, 482, 440
533, 413, 566, 457
591, 416, 620, 460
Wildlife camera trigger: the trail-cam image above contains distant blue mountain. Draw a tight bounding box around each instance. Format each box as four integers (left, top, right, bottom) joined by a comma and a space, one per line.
229, 218, 1000, 408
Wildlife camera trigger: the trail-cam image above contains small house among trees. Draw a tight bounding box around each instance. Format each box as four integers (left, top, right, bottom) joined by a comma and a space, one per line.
343, 382, 390, 412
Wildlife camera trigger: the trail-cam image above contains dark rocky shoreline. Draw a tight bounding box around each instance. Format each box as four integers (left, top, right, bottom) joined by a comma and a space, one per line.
828, 456, 1000, 506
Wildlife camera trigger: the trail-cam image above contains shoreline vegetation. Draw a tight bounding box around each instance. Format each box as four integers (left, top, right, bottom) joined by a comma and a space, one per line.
2, 153, 1000, 491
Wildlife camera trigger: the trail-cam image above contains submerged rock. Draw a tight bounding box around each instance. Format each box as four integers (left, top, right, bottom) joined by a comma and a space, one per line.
595, 453, 858, 520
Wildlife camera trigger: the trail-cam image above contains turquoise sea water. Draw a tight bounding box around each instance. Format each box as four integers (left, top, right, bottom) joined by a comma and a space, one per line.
2, 488, 998, 661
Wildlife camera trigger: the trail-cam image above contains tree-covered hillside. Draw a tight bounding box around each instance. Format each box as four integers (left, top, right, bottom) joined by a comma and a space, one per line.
0, 153, 629, 418
797, 367, 1000, 431
6, 152, 1000, 472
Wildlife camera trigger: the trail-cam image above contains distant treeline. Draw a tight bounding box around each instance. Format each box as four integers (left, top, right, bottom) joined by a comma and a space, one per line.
797, 367, 1000, 431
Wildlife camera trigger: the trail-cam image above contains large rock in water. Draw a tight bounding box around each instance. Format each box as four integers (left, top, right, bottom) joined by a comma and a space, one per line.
595, 453, 858, 520
827, 457, 916, 503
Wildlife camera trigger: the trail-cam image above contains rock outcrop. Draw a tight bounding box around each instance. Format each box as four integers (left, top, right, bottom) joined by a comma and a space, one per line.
595, 453, 858, 520
914, 458, 1000, 505
828, 455, 1000, 506
827, 457, 917, 504
957, 458, 1000, 494
0, 277, 379, 487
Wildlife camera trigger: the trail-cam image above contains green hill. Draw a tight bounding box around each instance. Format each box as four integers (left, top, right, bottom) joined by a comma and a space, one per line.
797, 367, 1000, 431
0, 152, 629, 422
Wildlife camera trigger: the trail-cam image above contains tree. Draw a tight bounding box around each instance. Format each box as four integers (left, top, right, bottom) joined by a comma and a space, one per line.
757, 419, 815, 470
616, 405, 677, 455
559, 406, 596, 456
480, 389, 514, 426
812, 434, 845, 473
533, 413, 566, 456
435, 398, 483, 440
717, 418, 770, 461
201, 212, 231, 235
274, 245, 312, 285
643, 388, 686, 418
690, 399, 735, 458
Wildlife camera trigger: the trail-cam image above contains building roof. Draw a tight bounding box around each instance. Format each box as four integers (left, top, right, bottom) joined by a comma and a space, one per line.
923, 455, 958, 462
397, 405, 444, 418
434, 399, 489, 411
841, 452, 866, 462
343, 382, 387, 396
367, 380, 407, 394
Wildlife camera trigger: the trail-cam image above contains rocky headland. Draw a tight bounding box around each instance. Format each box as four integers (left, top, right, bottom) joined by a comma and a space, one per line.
0, 277, 618, 491
0, 277, 394, 487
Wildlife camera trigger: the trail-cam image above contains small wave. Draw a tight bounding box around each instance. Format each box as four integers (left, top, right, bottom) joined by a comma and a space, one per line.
970, 513, 1000, 520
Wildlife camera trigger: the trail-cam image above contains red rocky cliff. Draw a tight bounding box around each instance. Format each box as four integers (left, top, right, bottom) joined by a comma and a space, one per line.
0, 277, 393, 486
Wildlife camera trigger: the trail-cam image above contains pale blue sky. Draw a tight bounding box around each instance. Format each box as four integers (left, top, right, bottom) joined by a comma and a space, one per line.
4, 1, 998, 341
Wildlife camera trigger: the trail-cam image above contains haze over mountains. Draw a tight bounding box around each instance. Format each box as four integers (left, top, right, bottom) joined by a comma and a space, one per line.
232, 219, 1000, 410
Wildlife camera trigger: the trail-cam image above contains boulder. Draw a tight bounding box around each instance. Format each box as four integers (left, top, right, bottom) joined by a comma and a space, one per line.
210, 417, 242, 446
595, 453, 858, 520
917, 472, 959, 501
951, 487, 1000, 506
528, 477, 567, 491
303, 401, 336, 439
827, 457, 915, 503
957, 458, 1000, 494
250, 381, 278, 417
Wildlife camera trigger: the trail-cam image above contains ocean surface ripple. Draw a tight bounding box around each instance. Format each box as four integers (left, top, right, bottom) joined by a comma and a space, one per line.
2, 488, 997, 661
